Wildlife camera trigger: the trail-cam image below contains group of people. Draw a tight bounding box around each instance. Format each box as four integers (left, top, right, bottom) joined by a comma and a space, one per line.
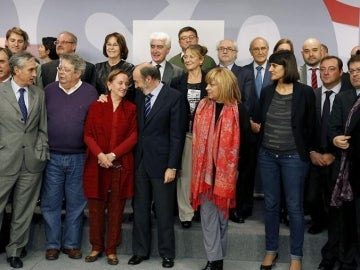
0, 24, 360, 270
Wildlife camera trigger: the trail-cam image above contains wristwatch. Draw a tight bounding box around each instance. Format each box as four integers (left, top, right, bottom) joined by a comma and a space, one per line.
170, 168, 177, 171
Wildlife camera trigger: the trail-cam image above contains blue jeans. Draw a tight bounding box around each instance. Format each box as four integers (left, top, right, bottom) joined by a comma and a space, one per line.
41, 153, 86, 250
258, 147, 308, 259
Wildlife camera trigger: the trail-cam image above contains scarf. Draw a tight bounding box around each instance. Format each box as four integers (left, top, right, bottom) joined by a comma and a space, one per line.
191, 98, 240, 218
331, 95, 360, 207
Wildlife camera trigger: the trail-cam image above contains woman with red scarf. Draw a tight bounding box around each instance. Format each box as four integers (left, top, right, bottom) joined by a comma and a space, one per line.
191, 67, 251, 270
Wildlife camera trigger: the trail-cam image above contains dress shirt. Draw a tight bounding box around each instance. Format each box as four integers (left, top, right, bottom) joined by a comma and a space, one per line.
220, 63, 234, 70
321, 82, 341, 114
11, 79, 29, 108
254, 62, 266, 81
148, 82, 163, 107
151, 60, 166, 80
306, 65, 321, 88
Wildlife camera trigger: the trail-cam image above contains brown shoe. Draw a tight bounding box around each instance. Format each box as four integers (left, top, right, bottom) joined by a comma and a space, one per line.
45, 249, 59, 260
62, 248, 82, 259
107, 254, 119, 265
85, 251, 102, 263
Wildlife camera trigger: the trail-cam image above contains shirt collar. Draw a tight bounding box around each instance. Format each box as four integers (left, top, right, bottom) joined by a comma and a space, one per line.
322, 82, 341, 95
59, 80, 83, 95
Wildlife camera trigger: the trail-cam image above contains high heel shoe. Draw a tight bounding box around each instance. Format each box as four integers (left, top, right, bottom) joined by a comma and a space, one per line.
289, 259, 301, 270
84, 251, 102, 262
260, 253, 278, 270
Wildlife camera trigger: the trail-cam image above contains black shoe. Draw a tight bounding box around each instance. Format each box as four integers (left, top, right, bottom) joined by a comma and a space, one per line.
128, 255, 149, 265
193, 210, 201, 222
162, 257, 174, 268
19, 248, 27, 259
260, 254, 278, 270
229, 210, 245, 223
181, 221, 192, 229
317, 259, 335, 270
202, 260, 223, 270
128, 212, 134, 222
308, 223, 326, 234
7, 257, 23, 268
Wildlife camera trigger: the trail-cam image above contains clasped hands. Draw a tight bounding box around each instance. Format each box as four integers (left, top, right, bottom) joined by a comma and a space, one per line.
97, 152, 116, 168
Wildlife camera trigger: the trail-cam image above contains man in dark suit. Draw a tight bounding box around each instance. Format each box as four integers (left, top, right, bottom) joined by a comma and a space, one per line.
242, 36, 272, 206
149, 32, 184, 87
305, 56, 348, 270
0, 52, 48, 268
40, 31, 95, 88
128, 63, 186, 269
217, 39, 256, 223
328, 54, 360, 270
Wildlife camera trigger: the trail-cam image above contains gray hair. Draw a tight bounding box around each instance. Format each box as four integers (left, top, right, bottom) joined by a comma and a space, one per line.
58, 31, 78, 44
149, 32, 171, 48
9, 51, 36, 75
60, 53, 86, 75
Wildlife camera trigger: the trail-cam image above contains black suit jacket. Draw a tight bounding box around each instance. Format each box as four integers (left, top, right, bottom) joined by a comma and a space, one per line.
259, 81, 316, 161
41, 59, 96, 88
134, 84, 187, 178
162, 61, 184, 88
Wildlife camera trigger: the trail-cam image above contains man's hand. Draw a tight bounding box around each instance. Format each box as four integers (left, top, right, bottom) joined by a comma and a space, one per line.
164, 168, 176, 183
333, 135, 351, 149
97, 94, 108, 103
250, 119, 261, 133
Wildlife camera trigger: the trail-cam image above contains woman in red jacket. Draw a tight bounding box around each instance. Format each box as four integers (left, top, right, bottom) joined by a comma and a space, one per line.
83, 69, 137, 265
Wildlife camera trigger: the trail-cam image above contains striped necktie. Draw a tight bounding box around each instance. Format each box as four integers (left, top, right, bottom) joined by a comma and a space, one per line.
144, 93, 153, 119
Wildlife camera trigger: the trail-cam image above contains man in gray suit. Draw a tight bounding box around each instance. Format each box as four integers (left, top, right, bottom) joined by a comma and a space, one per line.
0, 51, 48, 268
149, 32, 184, 87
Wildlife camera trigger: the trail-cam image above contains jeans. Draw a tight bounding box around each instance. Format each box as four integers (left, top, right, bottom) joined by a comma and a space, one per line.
41, 153, 86, 250
258, 147, 308, 259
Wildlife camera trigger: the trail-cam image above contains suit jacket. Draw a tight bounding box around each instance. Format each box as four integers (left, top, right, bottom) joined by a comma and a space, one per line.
83, 97, 137, 199
259, 81, 316, 161
312, 84, 349, 153
243, 61, 272, 122
134, 84, 187, 178
230, 63, 256, 117
41, 59, 96, 88
0, 81, 48, 175
299, 64, 321, 88
162, 61, 184, 88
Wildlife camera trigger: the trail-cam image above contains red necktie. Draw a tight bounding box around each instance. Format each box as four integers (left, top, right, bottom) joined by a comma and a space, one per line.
311, 68, 318, 89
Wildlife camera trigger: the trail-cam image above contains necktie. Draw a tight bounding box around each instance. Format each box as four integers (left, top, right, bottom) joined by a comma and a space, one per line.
320, 91, 333, 148
144, 93, 153, 119
156, 64, 161, 79
255, 66, 263, 98
18, 88, 28, 122
311, 68, 318, 89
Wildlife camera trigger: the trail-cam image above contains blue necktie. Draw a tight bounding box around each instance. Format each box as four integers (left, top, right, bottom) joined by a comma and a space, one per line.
255, 66, 263, 98
144, 93, 153, 119
18, 88, 28, 122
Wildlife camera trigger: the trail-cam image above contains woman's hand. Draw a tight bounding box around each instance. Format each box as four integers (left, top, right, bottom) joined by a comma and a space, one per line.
97, 152, 113, 168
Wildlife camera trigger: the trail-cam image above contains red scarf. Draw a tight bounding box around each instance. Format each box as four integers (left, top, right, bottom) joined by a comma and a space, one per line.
191, 98, 240, 218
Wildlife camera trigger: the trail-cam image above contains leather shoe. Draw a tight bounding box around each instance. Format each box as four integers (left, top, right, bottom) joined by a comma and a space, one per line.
62, 248, 82, 259
128, 255, 149, 265
162, 257, 174, 268
107, 254, 119, 265
308, 223, 326, 234
84, 251, 102, 262
7, 257, 23, 268
181, 221, 192, 229
45, 249, 59, 260
203, 260, 223, 270
260, 253, 278, 270
229, 210, 245, 224
317, 260, 335, 270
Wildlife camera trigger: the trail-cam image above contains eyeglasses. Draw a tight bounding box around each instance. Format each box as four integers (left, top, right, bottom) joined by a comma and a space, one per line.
106, 43, 119, 47
251, 47, 268, 53
54, 40, 74, 45
319, 66, 338, 73
218, 47, 237, 52
179, 35, 197, 41
349, 68, 360, 75
57, 66, 74, 73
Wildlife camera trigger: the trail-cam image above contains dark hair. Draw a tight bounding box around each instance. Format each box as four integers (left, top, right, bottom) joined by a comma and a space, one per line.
273, 38, 294, 53
42, 37, 59, 60
269, 50, 299, 83
320, 55, 343, 70
139, 65, 161, 81
178, 26, 198, 39
355, 50, 360, 56
347, 54, 360, 69
103, 32, 129, 60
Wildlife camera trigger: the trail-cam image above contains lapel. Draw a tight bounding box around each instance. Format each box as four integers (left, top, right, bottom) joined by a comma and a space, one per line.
162, 62, 172, 85
314, 87, 322, 124
291, 83, 301, 122
1, 81, 23, 115
27, 85, 37, 118
263, 62, 272, 88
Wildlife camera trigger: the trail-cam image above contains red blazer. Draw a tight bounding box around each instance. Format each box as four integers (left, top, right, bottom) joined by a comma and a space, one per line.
83, 96, 137, 199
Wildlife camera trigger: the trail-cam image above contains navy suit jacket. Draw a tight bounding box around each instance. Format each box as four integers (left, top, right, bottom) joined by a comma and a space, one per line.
134, 84, 187, 178
259, 81, 316, 161
243, 61, 272, 121
41, 59, 96, 88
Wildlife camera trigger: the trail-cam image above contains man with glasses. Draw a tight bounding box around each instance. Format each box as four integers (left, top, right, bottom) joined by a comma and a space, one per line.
217, 39, 255, 224
40, 53, 98, 261
328, 54, 360, 270
40, 31, 95, 87
169, 26, 216, 71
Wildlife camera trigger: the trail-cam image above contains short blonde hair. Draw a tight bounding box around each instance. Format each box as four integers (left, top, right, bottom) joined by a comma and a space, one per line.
205, 67, 241, 105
